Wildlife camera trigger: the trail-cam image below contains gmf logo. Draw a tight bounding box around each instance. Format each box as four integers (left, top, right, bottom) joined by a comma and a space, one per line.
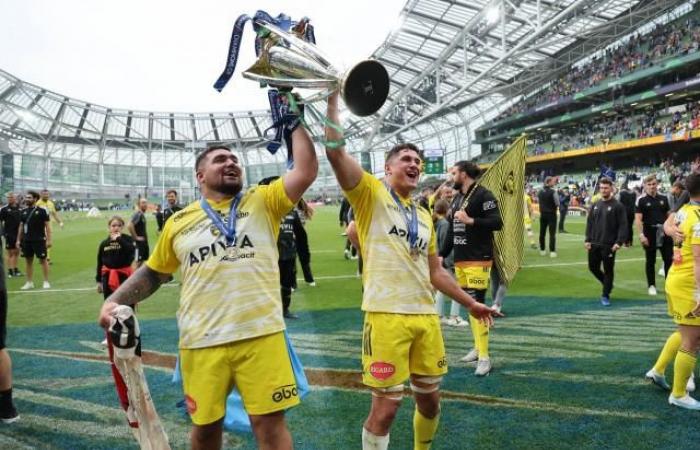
369, 361, 395, 380
272, 384, 298, 403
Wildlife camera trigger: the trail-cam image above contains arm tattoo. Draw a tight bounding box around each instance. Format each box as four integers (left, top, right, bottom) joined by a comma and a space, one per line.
106, 265, 169, 306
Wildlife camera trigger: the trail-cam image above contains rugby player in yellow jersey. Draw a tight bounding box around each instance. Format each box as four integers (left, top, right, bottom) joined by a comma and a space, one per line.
524, 191, 536, 248
98, 121, 318, 449
646, 173, 700, 408
36, 190, 63, 264
324, 92, 499, 450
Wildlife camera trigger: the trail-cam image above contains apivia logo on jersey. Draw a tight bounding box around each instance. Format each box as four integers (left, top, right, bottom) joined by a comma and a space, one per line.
188, 235, 256, 266
387, 225, 429, 252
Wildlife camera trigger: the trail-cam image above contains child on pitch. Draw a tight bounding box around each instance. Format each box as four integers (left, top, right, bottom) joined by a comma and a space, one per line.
95, 216, 139, 424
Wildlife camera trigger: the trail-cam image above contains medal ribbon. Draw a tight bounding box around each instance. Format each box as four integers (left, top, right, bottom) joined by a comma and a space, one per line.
387, 187, 419, 251
200, 193, 243, 246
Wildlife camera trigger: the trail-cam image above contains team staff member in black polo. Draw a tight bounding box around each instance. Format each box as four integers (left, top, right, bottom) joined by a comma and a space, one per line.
618, 182, 637, 246
16, 191, 51, 290
585, 178, 628, 307
162, 189, 183, 224
128, 198, 149, 268
538, 177, 559, 257
0, 193, 22, 278
636, 175, 672, 296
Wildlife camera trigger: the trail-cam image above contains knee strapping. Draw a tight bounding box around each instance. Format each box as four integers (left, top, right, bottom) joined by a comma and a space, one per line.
371, 384, 405, 400
410, 376, 442, 394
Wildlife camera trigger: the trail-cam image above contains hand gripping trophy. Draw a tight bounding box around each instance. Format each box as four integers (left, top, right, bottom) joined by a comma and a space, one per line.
213, 11, 390, 163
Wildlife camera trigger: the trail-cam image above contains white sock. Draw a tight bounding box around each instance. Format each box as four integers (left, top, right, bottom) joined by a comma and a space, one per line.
362, 427, 390, 450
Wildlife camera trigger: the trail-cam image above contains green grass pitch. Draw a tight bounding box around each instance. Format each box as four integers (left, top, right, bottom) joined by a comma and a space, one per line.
2, 207, 699, 449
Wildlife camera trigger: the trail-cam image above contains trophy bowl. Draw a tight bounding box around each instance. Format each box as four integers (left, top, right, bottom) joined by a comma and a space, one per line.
341, 60, 390, 117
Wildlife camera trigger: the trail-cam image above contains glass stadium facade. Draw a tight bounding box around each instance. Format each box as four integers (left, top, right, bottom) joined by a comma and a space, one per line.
0, 0, 690, 202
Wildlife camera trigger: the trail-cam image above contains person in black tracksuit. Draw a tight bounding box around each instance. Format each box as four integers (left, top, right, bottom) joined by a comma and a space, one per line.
618, 182, 637, 246
293, 200, 315, 287
441, 161, 502, 376
635, 175, 672, 295
339, 197, 357, 259
0, 193, 22, 277
585, 178, 628, 306
558, 187, 571, 233
538, 177, 559, 256
278, 209, 299, 319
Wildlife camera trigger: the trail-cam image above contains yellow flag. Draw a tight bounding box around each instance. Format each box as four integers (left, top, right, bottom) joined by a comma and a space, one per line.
476, 135, 527, 286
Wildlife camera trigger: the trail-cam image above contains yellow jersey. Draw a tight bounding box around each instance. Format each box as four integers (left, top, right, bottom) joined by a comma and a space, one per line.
146, 178, 293, 349
524, 194, 532, 219
36, 199, 56, 215
667, 203, 700, 292
345, 172, 437, 314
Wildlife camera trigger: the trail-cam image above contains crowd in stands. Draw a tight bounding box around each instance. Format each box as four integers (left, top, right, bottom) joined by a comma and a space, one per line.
530, 100, 700, 156
496, 13, 700, 123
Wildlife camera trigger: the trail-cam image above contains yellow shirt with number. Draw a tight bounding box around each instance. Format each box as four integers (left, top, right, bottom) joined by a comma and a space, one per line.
36, 199, 56, 215
667, 203, 700, 293
146, 178, 293, 349
345, 172, 437, 314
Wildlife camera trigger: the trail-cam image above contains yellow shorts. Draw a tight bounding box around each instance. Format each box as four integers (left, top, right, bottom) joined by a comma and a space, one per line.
180, 331, 299, 425
362, 312, 447, 388
455, 263, 492, 291
666, 282, 700, 326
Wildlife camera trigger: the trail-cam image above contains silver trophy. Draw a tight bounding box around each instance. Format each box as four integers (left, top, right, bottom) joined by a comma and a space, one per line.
243, 20, 390, 117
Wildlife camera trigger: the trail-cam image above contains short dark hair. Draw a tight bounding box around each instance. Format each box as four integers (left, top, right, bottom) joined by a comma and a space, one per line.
27, 190, 40, 200
672, 180, 685, 190
598, 177, 613, 187
454, 160, 481, 180
195, 145, 233, 170
385, 143, 421, 162
166, 189, 178, 196
686, 173, 700, 198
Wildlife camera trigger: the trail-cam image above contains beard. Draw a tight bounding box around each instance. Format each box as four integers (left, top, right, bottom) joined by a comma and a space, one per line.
213, 178, 243, 197
453, 181, 463, 191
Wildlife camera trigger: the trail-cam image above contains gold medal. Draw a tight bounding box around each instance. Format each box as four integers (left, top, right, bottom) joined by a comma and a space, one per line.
410, 247, 420, 261
227, 245, 238, 259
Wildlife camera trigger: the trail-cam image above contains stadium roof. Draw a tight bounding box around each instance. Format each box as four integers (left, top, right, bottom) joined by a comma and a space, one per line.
0, 0, 693, 169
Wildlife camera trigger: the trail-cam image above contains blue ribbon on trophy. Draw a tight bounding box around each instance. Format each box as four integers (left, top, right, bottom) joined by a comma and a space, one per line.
213, 11, 316, 167
213, 10, 390, 165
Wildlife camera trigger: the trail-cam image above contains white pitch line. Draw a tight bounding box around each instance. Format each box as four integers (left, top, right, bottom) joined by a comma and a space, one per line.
6, 257, 654, 294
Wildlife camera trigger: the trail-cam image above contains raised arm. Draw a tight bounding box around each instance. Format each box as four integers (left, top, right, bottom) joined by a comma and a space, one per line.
324, 92, 364, 191
283, 125, 318, 204
97, 265, 172, 327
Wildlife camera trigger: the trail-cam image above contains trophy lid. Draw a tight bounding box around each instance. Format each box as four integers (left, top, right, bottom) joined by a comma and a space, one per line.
342, 60, 390, 117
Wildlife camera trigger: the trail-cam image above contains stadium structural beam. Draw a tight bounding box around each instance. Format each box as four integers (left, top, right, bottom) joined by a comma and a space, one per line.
364, 0, 676, 151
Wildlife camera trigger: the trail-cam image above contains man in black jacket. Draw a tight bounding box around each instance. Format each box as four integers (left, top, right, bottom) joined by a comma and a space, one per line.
538, 177, 559, 257
441, 161, 503, 376
585, 177, 628, 306
618, 181, 637, 246
558, 187, 571, 233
